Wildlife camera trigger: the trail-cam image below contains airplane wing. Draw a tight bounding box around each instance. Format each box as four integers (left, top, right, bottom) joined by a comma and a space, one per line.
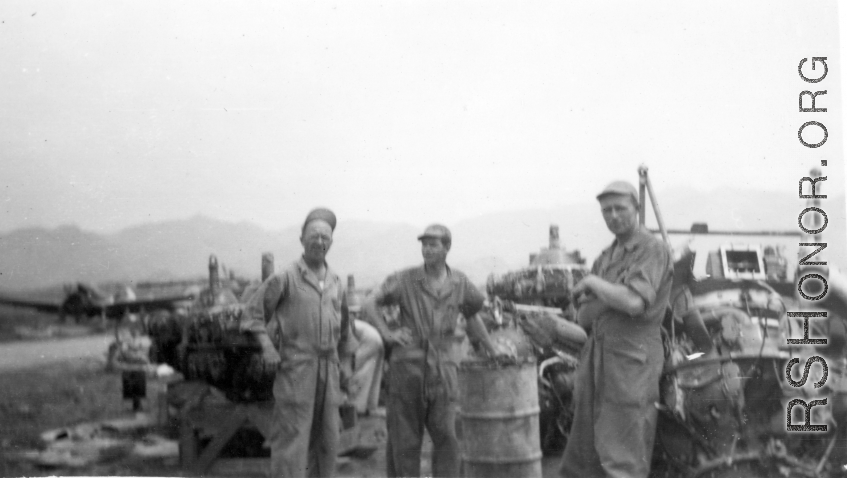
104, 294, 195, 318
0, 295, 63, 314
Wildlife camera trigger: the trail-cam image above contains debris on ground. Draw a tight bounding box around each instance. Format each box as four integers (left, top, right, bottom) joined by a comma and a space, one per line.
9, 411, 179, 469
13, 324, 92, 340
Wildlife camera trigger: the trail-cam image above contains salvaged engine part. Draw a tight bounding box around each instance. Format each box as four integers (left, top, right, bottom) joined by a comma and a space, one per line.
181, 305, 275, 402
487, 225, 588, 311
148, 254, 276, 403
652, 298, 846, 477
480, 303, 582, 456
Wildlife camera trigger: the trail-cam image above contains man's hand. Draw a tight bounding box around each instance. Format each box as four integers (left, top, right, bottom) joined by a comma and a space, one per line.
383, 327, 414, 347
572, 274, 600, 300
574, 273, 646, 317
256, 333, 281, 372
261, 345, 282, 373
576, 297, 606, 330
484, 339, 518, 363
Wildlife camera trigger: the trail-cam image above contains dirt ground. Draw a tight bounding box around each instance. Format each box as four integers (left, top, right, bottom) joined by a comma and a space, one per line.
0, 355, 180, 477
0, 313, 564, 477
0, 354, 564, 477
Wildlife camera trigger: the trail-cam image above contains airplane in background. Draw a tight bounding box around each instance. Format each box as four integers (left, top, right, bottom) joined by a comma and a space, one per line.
0, 282, 193, 323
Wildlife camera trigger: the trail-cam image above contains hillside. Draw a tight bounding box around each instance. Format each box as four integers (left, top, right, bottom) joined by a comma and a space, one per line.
0, 189, 842, 292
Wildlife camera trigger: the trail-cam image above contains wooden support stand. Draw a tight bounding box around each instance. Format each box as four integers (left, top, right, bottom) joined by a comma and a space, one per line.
171, 381, 272, 476
171, 380, 364, 476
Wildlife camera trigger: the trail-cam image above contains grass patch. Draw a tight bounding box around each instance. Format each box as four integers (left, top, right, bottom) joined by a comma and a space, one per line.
0, 357, 175, 477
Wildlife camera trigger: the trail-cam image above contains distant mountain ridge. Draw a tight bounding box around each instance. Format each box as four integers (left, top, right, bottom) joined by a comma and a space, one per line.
0, 188, 842, 292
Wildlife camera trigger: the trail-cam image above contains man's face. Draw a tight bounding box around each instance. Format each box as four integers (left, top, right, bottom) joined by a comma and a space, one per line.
421, 237, 449, 266
301, 220, 333, 263
599, 194, 638, 237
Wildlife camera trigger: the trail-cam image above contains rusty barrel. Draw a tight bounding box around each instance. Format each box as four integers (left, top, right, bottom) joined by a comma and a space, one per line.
458, 356, 541, 478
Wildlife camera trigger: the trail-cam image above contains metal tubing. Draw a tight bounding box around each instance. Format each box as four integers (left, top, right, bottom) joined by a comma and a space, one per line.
638, 166, 669, 245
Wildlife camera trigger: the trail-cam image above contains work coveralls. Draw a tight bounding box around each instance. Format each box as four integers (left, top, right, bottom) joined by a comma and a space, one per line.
373, 265, 485, 477
560, 226, 672, 478
241, 258, 355, 478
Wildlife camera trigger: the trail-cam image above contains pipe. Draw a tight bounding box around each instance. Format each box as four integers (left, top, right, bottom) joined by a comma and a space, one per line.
261, 253, 275, 282
638, 165, 670, 246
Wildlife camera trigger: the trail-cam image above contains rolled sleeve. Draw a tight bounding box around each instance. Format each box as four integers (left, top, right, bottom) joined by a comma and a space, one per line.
373, 272, 402, 307
459, 277, 485, 318
622, 269, 657, 310
240, 274, 288, 335
620, 243, 670, 311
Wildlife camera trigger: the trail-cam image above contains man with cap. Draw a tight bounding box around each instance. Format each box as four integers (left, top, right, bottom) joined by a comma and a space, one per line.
240, 207, 356, 478
362, 224, 504, 477
559, 181, 673, 478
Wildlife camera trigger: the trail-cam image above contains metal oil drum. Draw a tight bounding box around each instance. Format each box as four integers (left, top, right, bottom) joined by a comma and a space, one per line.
458, 356, 541, 478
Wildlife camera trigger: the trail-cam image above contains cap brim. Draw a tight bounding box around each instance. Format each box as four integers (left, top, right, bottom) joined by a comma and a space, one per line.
418, 234, 441, 241
596, 191, 638, 203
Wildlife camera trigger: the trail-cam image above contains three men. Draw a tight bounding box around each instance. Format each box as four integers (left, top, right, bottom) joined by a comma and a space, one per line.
559, 181, 673, 478
362, 224, 504, 477
244, 188, 674, 477
241, 208, 355, 478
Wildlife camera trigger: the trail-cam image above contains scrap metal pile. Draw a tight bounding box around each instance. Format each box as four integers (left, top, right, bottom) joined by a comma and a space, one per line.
477, 298, 586, 456
487, 225, 588, 312
148, 255, 273, 402
654, 261, 847, 477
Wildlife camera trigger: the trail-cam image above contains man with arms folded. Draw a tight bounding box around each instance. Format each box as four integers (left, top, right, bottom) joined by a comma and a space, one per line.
560, 181, 673, 478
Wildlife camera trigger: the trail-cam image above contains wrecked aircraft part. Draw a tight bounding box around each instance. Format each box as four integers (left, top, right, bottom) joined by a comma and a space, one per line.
484, 228, 588, 456
147, 255, 274, 403
652, 273, 846, 477
182, 306, 274, 402
0, 281, 191, 324
487, 225, 588, 312
478, 303, 581, 456
147, 310, 184, 369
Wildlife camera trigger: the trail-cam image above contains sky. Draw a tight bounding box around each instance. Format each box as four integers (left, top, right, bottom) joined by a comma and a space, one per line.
0, 0, 843, 235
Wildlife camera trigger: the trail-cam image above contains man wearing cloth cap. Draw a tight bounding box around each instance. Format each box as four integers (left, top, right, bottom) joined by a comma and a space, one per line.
559, 181, 673, 478
362, 224, 504, 477
240, 208, 356, 478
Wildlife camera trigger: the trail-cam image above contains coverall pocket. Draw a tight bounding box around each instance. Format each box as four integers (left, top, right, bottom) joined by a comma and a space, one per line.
603, 347, 651, 406
441, 361, 459, 402
272, 361, 314, 406
387, 359, 424, 400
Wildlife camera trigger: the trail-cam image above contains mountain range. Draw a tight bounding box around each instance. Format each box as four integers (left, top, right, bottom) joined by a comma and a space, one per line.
0, 188, 842, 292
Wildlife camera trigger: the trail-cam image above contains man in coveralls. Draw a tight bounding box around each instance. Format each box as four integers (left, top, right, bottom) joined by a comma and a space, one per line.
560, 181, 673, 478
241, 208, 356, 478
362, 224, 504, 477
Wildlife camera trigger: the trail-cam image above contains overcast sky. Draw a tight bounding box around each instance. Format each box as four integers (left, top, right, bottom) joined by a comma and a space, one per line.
0, 0, 842, 234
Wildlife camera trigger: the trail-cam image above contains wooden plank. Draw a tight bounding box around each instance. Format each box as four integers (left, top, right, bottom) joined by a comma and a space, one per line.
190, 406, 249, 474
207, 457, 269, 477
179, 412, 199, 469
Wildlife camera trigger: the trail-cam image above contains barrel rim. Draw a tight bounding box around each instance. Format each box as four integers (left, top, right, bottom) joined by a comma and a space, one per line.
458, 406, 540, 419
461, 451, 543, 464
460, 356, 537, 369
